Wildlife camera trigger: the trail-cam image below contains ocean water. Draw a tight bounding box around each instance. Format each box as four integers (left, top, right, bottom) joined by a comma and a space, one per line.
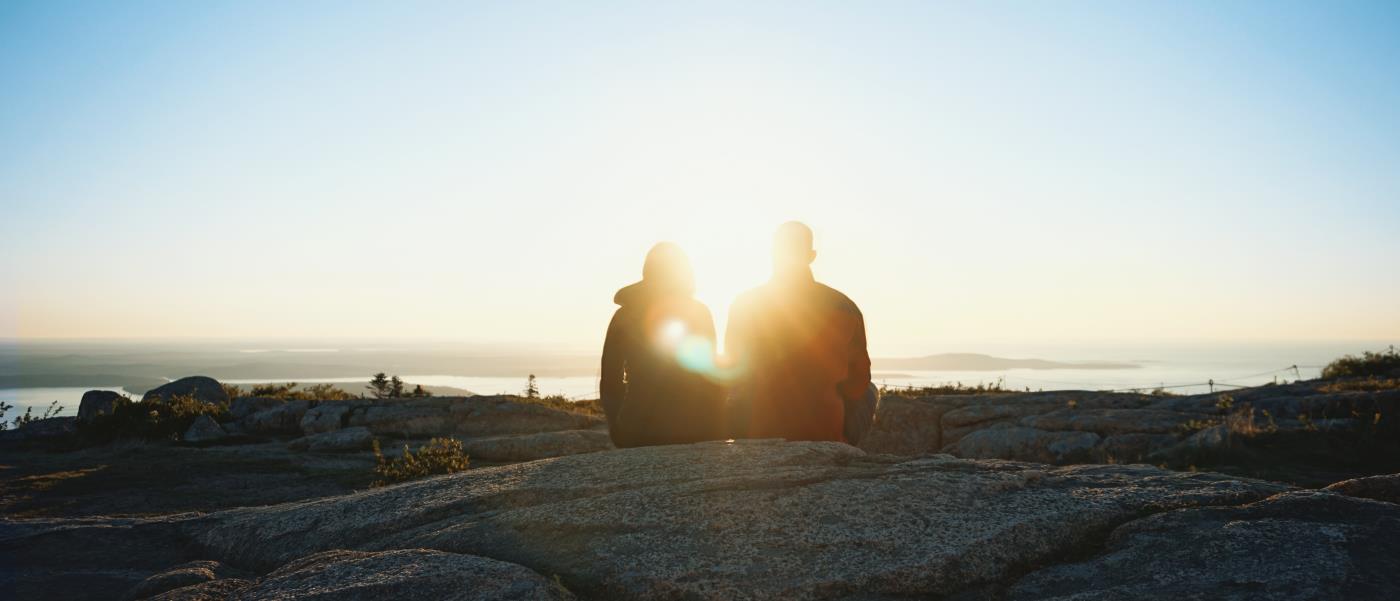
0, 387, 129, 421
0, 342, 1382, 423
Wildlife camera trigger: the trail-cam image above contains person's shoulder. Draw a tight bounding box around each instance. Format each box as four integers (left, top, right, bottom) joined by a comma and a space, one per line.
679, 296, 714, 318
730, 285, 768, 310
814, 282, 861, 315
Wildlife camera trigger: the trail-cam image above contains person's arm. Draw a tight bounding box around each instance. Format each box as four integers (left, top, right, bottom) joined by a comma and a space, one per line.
599, 310, 627, 420
838, 308, 872, 402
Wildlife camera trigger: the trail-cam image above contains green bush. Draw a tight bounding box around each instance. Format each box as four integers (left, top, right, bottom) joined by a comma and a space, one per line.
224, 382, 360, 401
1322, 347, 1400, 379
371, 437, 470, 487
79, 394, 228, 444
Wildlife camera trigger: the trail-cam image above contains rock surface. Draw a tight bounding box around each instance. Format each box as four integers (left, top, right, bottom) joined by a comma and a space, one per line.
124, 560, 244, 600
951, 427, 1101, 463
184, 441, 1287, 599
460, 429, 613, 462
241, 400, 311, 435
6, 416, 78, 441
1008, 490, 1400, 600
286, 427, 374, 452
299, 402, 351, 434
345, 395, 603, 438
78, 390, 126, 423
142, 377, 229, 405
182, 415, 227, 444
862, 383, 1400, 465
8, 442, 1396, 601
143, 578, 252, 600
233, 549, 574, 601
1323, 472, 1400, 504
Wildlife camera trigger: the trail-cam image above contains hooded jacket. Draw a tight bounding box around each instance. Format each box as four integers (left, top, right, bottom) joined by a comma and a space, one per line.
600, 281, 726, 448
725, 270, 872, 442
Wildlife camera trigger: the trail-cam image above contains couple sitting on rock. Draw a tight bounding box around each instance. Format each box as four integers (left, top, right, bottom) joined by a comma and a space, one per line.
600, 222, 878, 449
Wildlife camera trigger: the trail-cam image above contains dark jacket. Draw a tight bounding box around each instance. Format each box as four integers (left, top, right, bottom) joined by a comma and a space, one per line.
725, 270, 871, 442
600, 282, 726, 448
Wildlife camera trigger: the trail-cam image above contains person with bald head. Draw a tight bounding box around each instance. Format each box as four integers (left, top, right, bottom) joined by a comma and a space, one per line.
725, 222, 877, 444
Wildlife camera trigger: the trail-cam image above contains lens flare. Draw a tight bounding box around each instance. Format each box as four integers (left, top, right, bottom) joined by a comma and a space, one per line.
661, 320, 687, 344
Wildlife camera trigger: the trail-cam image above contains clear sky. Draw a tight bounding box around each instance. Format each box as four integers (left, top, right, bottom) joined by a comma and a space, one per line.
3, 1, 1398, 356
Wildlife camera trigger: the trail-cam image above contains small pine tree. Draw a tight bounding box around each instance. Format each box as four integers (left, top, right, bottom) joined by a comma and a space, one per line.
525, 374, 540, 399
410, 384, 431, 398
390, 375, 405, 398
367, 373, 392, 399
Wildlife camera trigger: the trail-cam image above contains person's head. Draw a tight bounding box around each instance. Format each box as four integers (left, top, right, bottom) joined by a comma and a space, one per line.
641, 241, 695, 296
772, 221, 815, 279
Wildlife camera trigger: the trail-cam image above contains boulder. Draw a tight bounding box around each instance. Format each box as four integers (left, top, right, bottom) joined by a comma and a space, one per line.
300, 402, 352, 435
183, 441, 1286, 599
182, 415, 227, 444
143, 377, 229, 405
286, 427, 374, 453
859, 395, 971, 454
1323, 473, 1400, 504
1095, 433, 1178, 463
241, 400, 311, 435
124, 560, 244, 600
229, 397, 283, 420
78, 390, 126, 423
948, 426, 1101, 463
236, 549, 573, 600
1007, 491, 1400, 600
1155, 424, 1229, 460
460, 429, 613, 462
941, 401, 1062, 445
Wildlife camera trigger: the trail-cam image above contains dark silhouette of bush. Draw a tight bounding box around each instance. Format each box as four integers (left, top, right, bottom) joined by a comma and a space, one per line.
371, 437, 470, 486
78, 394, 228, 444
0, 400, 64, 430
880, 378, 1017, 398
1323, 347, 1400, 379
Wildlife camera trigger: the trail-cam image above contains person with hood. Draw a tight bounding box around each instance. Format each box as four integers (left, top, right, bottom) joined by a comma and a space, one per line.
725, 222, 877, 444
600, 242, 726, 448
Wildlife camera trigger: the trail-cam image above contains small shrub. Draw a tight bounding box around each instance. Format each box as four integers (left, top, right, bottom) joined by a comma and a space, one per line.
1297, 413, 1317, 432
1319, 377, 1400, 393
1215, 394, 1234, 412
371, 437, 470, 487
1178, 418, 1219, 435
2, 401, 63, 430
79, 394, 227, 444
1322, 347, 1400, 379
514, 395, 603, 416
880, 378, 1016, 398
230, 382, 358, 401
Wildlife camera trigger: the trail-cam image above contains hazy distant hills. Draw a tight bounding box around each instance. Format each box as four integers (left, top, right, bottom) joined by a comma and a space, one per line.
872, 353, 1138, 371
0, 342, 1135, 390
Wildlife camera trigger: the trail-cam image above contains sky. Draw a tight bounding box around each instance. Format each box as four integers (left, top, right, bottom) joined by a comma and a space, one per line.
2, 1, 1398, 356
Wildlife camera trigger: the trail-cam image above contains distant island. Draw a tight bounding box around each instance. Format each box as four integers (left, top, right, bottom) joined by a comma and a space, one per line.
873, 353, 1138, 371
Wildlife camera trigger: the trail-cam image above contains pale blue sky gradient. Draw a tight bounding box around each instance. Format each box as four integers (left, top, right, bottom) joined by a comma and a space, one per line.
3, 1, 1398, 354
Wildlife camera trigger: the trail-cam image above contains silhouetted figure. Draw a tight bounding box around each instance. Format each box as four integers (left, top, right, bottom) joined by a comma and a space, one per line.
726, 222, 877, 443
600, 243, 726, 448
